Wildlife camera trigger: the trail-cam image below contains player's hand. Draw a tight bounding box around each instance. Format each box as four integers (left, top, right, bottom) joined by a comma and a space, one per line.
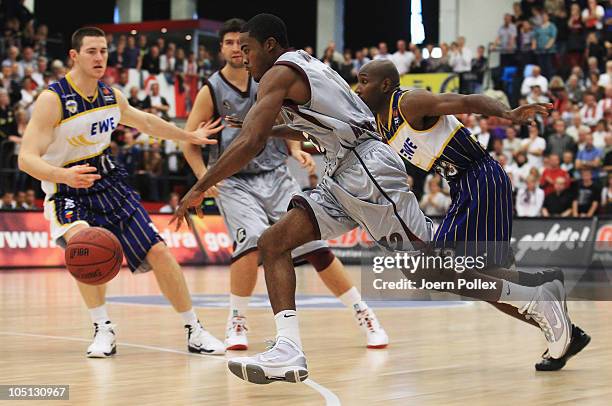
506, 103, 552, 126
188, 118, 223, 145
61, 164, 102, 189
169, 188, 206, 231
291, 150, 316, 174
224, 115, 244, 128
204, 185, 219, 198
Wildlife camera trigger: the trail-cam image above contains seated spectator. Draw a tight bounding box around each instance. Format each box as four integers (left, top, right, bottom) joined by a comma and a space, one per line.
409, 48, 426, 74
580, 92, 602, 127
601, 174, 612, 215
540, 153, 570, 195
352, 49, 370, 72
423, 173, 450, 196
546, 119, 576, 157
419, 178, 451, 216
586, 72, 605, 100
520, 125, 546, 167
599, 61, 612, 87
475, 118, 495, 151
24, 189, 39, 209
391, 40, 414, 75
1, 62, 22, 104
592, 119, 609, 149
338, 49, 356, 85
160, 192, 180, 214
141, 45, 161, 74
561, 150, 576, 178
542, 177, 574, 217
142, 82, 170, 120
597, 85, 612, 118
603, 134, 612, 172
0, 192, 16, 210
14, 191, 26, 210
503, 126, 522, 163
515, 175, 545, 217
572, 169, 601, 217
127, 86, 145, 110
576, 132, 603, 178
521, 65, 548, 96
124, 35, 139, 69
527, 85, 550, 104
566, 74, 585, 104
509, 151, 532, 190
320, 46, 339, 72
374, 42, 391, 60
567, 114, 590, 142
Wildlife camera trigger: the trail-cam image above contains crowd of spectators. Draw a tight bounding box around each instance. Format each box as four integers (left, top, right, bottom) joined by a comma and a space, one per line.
0, 0, 611, 218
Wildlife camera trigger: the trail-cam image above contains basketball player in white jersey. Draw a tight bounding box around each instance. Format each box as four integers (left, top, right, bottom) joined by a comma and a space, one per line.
182, 19, 387, 351
18, 27, 225, 357
172, 14, 570, 384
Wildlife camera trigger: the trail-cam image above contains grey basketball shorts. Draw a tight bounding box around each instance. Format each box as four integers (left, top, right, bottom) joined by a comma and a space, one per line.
216, 165, 328, 262
290, 140, 434, 252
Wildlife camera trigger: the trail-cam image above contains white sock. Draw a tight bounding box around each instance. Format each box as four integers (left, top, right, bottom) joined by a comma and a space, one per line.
179, 309, 199, 327
338, 286, 367, 311
229, 294, 250, 319
275, 310, 302, 349
498, 280, 537, 310
89, 305, 110, 325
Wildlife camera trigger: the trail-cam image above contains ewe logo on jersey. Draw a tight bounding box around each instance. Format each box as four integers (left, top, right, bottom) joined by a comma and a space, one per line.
400, 138, 418, 161
90, 117, 117, 136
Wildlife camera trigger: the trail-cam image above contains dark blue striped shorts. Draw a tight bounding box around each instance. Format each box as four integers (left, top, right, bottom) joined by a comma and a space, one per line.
433, 157, 513, 267
47, 174, 163, 273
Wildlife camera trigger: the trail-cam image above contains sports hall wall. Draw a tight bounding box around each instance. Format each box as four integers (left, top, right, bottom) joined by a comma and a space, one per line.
0, 211, 609, 269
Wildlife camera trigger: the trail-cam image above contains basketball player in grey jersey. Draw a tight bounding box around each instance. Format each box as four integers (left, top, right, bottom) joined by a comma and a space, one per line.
173, 14, 569, 384
181, 19, 387, 351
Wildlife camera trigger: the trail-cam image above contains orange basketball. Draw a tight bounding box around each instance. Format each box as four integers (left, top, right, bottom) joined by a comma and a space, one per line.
65, 227, 123, 285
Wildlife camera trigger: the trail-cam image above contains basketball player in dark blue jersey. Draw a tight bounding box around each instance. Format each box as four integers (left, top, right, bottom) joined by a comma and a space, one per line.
355, 59, 590, 371
18, 27, 226, 357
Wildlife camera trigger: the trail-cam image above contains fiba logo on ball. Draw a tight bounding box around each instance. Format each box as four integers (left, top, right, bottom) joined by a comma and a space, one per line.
69, 247, 89, 259
236, 228, 246, 244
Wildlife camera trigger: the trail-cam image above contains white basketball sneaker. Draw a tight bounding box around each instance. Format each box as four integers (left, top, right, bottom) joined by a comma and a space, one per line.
86, 321, 117, 358
355, 306, 389, 349
520, 280, 571, 359
225, 315, 248, 351
227, 337, 308, 384
186, 322, 225, 355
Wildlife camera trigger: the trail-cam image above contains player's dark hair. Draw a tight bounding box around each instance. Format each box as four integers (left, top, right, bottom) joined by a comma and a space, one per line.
71, 27, 106, 51
219, 18, 246, 42
241, 13, 289, 48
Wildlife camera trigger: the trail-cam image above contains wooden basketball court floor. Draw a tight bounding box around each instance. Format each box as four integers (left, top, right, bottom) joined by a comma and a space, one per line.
0, 265, 610, 405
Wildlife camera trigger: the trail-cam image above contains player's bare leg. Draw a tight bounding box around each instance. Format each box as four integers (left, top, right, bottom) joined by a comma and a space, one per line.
64, 224, 116, 357
228, 207, 317, 384
225, 251, 259, 350
317, 258, 388, 348
146, 242, 225, 355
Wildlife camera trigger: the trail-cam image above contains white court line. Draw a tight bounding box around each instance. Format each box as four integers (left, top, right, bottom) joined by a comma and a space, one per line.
0, 331, 341, 406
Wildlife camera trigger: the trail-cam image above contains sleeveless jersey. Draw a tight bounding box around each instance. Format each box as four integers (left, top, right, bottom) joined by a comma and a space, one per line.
42, 74, 121, 196
275, 50, 380, 176
206, 71, 288, 174
379, 89, 488, 178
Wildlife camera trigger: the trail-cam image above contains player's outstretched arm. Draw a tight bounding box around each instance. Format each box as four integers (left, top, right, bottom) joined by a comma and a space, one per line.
114, 88, 222, 146
181, 85, 215, 179
400, 89, 551, 127
18, 91, 102, 188
170, 65, 300, 229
